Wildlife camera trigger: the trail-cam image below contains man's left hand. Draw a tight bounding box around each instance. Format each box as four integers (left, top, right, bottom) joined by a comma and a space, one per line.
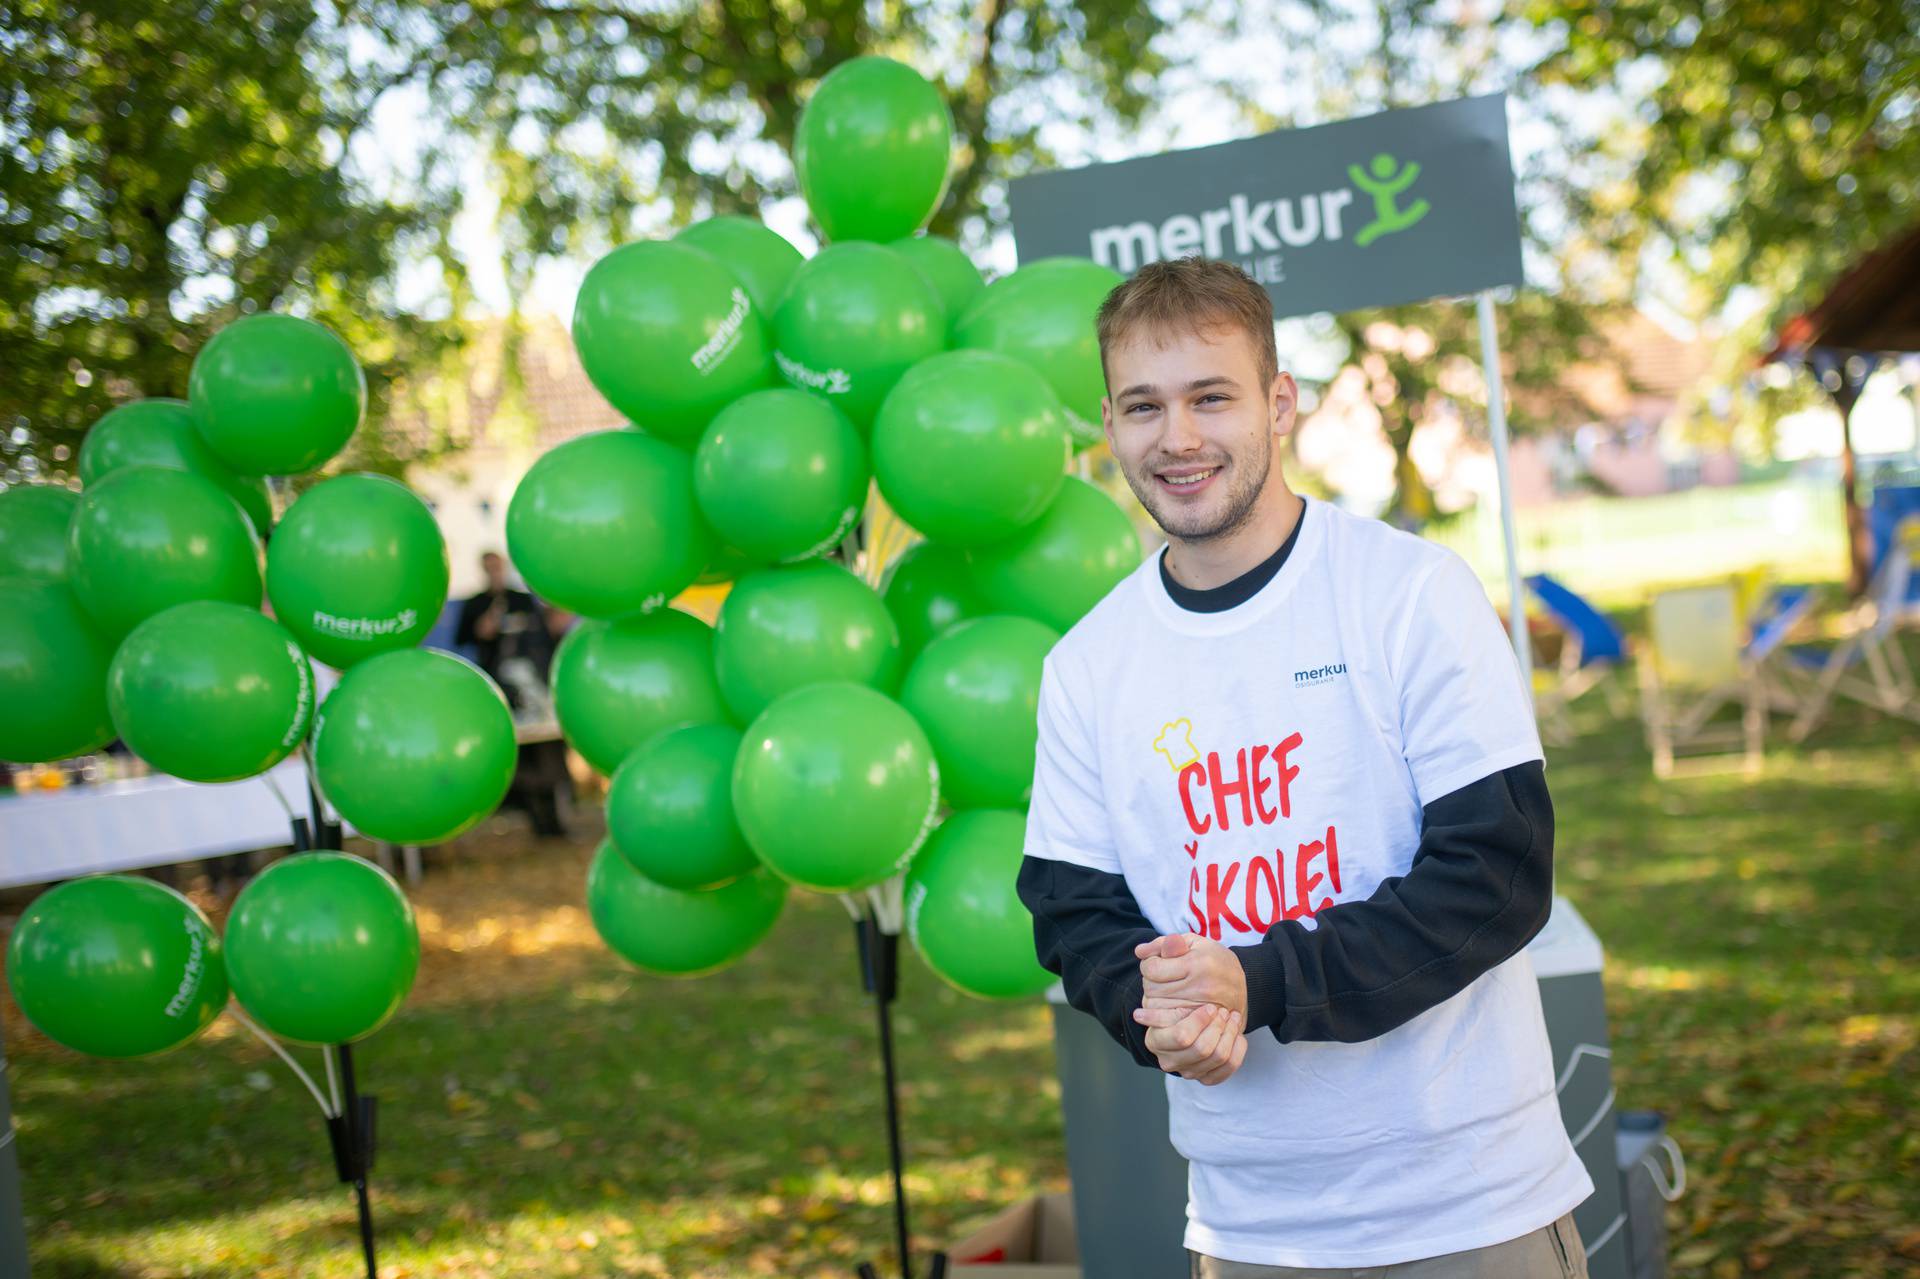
1137, 932, 1248, 1019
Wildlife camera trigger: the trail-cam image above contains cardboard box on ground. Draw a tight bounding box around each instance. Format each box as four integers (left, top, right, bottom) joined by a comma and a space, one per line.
948, 1190, 1081, 1277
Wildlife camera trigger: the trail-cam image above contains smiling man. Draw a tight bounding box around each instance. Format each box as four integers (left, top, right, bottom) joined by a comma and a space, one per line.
1016, 257, 1592, 1277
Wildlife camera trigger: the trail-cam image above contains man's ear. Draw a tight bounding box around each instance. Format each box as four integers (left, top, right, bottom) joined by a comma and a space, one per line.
1101, 394, 1116, 454
1271, 372, 1299, 439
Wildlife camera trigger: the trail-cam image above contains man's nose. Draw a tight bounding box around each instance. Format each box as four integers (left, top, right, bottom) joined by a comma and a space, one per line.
1161, 405, 1205, 454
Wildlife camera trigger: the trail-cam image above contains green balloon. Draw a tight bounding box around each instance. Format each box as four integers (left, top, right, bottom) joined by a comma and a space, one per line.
6, 876, 227, 1058
586, 841, 786, 977
694, 389, 868, 564
714, 561, 901, 724
67, 466, 263, 639
795, 56, 953, 243
882, 541, 992, 666
900, 615, 1058, 809
506, 429, 714, 620
906, 810, 1054, 1000
267, 473, 449, 669
188, 313, 366, 475
675, 216, 805, 315
0, 580, 116, 761
109, 602, 315, 782
78, 398, 273, 535
733, 681, 940, 893
551, 608, 728, 775
955, 257, 1125, 448
312, 649, 516, 844
772, 242, 945, 431
695, 541, 766, 586
224, 853, 419, 1045
871, 349, 1069, 546
0, 485, 77, 582
608, 723, 757, 891
968, 476, 1141, 634
888, 235, 984, 336
572, 240, 774, 442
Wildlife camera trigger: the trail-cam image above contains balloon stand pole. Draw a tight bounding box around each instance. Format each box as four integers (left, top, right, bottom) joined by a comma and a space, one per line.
294, 777, 377, 1279
850, 914, 949, 1279
325, 1042, 381, 1279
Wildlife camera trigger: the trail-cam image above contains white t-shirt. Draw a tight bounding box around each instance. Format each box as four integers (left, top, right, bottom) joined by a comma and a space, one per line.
1024, 496, 1592, 1268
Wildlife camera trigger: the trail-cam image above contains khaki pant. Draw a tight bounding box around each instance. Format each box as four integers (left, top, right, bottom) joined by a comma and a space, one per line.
1189, 1212, 1588, 1279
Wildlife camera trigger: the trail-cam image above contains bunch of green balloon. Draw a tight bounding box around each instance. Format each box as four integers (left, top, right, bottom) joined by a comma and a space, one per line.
870, 349, 1070, 546
889, 235, 985, 338
694, 389, 867, 564
794, 56, 953, 244
955, 257, 1125, 449
899, 615, 1058, 810
0, 579, 116, 762
572, 241, 774, 443
506, 429, 713, 619
675, 216, 804, 315
905, 811, 1054, 1000
78, 398, 273, 534
265, 472, 448, 669
0, 485, 78, 582
772, 242, 945, 432
881, 542, 990, 667
713, 561, 901, 723
6, 876, 228, 1058
312, 649, 517, 844
733, 682, 940, 894
224, 853, 420, 1045
968, 475, 1141, 635
550, 608, 728, 776
108, 601, 315, 783
189, 313, 367, 475
607, 723, 757, 891
587, 841, 787, 976
67, 466, 263, 638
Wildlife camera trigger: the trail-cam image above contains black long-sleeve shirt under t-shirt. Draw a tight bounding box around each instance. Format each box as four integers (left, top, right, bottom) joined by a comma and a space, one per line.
1015, 520, 1555, 1071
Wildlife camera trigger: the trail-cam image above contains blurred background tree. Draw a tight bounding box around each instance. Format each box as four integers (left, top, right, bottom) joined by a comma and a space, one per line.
0, 0, 464, 480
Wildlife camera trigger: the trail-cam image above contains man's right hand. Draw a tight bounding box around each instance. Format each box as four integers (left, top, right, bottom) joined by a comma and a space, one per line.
1134, 1003, 1247, 1085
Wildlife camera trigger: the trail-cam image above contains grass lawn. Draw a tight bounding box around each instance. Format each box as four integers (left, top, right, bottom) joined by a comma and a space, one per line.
5, 643, 1917, 1278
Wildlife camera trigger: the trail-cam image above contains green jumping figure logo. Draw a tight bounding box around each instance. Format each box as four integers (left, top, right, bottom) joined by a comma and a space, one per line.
1349, 152, 1431, 247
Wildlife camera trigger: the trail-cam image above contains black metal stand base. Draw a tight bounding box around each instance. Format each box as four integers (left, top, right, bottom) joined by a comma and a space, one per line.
851, 914, 950, 1279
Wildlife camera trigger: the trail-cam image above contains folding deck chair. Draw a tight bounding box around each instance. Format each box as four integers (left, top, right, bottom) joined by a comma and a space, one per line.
1778, 515, 1920, 743
1526, 574, 1627, 743
1637, 581, 1765, 778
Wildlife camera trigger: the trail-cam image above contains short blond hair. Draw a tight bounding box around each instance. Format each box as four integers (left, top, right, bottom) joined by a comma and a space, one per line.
1096, 257, 1279, 393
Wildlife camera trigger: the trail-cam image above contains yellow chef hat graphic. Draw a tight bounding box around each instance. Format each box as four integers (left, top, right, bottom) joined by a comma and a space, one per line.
1152, 718, 1200, 772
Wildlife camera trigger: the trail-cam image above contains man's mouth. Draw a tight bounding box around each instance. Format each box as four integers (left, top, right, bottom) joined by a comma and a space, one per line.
1156, 466, 1221, 493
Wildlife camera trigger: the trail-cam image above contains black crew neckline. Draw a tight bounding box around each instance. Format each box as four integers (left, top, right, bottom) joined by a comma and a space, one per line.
1158, 502, 1307, 614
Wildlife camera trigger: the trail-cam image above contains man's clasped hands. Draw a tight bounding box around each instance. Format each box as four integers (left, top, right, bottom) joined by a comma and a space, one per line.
1132, 932, 1251, 1086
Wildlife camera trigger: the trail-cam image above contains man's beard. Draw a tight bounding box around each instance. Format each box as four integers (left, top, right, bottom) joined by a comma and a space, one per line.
1124, 432, 1271, 543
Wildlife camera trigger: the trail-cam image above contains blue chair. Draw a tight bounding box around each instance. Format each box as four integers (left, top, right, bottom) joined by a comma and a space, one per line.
1525, 574, 1629, 741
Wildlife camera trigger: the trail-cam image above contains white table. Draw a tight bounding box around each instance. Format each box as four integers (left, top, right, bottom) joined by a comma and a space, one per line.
0, 757, 347, 890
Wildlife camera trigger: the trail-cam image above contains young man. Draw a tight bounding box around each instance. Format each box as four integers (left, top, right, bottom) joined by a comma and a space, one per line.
1017, 257, 1592, 1277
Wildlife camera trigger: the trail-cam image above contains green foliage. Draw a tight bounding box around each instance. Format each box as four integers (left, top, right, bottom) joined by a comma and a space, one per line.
0, 0, 464, 477
1523, 0, 1920, 322
5, 0, 1234, 481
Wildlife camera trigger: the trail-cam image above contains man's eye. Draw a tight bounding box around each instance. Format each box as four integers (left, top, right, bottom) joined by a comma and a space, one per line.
1127, 402, 1157, 414
1198, 394, 1226, 404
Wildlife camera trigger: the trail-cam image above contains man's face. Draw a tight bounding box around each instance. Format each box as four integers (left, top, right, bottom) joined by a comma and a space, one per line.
481, 554, 506, 589
1101, 324, 1296, 543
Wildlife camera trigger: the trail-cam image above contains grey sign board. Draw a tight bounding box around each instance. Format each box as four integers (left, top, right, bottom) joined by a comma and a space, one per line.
1009, 94, 1524, 319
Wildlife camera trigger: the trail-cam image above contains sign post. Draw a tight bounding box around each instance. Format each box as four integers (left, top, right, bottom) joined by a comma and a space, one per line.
1010, 94, 1535, 674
